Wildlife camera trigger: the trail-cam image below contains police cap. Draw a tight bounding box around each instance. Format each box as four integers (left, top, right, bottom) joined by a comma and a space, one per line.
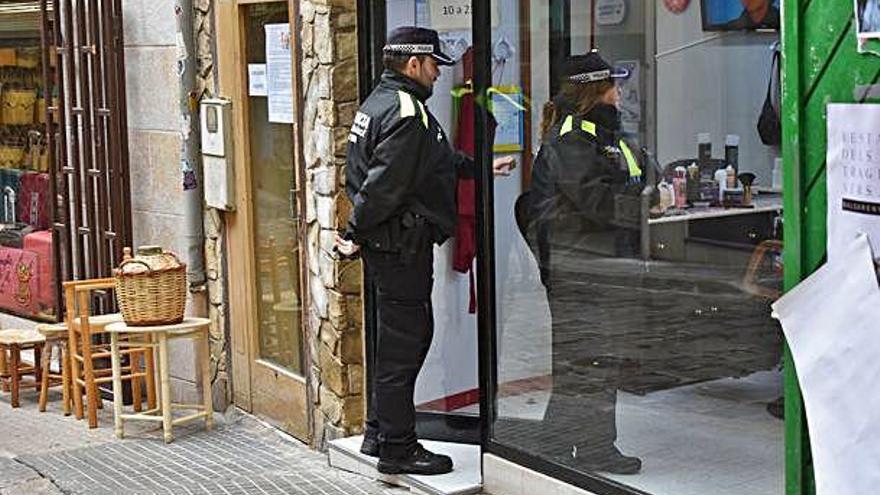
565, 50, 630, 84
384, 26, 455, 66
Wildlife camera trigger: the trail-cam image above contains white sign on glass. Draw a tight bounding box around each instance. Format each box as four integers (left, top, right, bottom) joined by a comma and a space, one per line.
248, 64, 268, 96
596, 0, 626, 25
428, 0, 499, 31
826, 103, 880, 261
265, 23, 293, 124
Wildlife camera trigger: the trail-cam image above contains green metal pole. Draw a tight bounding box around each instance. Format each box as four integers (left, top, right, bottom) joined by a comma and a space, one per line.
781, 1, 808, 494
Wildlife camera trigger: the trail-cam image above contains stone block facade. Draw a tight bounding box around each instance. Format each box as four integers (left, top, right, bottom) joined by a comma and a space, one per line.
193, 0, 232, 413
300, 0, 364, 450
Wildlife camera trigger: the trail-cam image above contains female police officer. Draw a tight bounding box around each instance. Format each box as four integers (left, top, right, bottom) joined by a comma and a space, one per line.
527, 50, 643, 475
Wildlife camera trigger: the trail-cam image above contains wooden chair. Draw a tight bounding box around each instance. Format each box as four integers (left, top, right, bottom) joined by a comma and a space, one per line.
0, 329, 44, 407
35, 323, 72, 415
257, 237, 300, 364
63, 278, 156, 428
743, 239, 784, 300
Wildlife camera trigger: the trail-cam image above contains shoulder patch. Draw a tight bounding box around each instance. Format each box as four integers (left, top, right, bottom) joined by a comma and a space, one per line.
349, 111, 371, 143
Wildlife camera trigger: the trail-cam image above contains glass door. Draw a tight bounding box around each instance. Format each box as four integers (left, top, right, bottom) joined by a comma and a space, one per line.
360, 0, 482, 444
221, 0, 310, 441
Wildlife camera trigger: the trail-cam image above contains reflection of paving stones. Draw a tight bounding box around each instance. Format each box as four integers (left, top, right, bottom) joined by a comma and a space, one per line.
542, 255, 782, 395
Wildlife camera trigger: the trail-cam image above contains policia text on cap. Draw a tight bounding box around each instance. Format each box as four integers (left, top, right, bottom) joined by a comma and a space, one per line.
335, 26, 513, 476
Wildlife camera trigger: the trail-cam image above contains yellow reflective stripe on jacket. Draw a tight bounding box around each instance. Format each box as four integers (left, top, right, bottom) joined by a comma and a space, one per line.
619, 140, 642, 178
415, 100, 429, 128
398, 90, 428, 128
560, 115, 574, 136
581, 120, 597, 136
559, 116, 597, 137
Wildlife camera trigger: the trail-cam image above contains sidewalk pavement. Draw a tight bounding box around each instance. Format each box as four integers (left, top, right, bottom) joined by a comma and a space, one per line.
0, 386, 411, 495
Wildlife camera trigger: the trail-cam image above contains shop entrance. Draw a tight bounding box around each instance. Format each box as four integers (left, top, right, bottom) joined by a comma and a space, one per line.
357, 0, 485, 446
217, 1, 310, 441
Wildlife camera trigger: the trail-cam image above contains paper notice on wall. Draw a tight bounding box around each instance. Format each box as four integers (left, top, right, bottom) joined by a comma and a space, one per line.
827, 103, 880, 261
265, 23, 293, 123
772, 233, 880, 495
248, 64, 268, 96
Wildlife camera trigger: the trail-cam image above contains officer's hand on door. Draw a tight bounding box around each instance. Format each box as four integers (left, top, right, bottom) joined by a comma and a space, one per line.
493, 156, 516, 176
334, 234, 360, 260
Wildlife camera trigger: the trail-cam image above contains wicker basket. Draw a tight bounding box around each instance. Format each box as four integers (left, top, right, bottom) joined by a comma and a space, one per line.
2, 89, 37, 125
114, 246, 187, 326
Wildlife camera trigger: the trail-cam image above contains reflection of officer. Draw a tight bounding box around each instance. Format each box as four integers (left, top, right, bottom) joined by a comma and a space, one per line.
338, 26, 483, 476
527, 50, 643, 475
722, 0, 779, 30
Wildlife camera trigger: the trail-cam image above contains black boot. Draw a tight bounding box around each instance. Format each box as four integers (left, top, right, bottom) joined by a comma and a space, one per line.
377, 444, 454, 475
360, 436, 379, 457
563, 445, 642, 475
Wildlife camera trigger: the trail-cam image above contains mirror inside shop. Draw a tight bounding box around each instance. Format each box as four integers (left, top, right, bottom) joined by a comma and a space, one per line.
398, 1, 784, 494
0, 11, 55, 320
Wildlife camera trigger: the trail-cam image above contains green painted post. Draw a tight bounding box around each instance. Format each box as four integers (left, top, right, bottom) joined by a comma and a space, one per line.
782, 1, 880, 494
781, 1, 806, 494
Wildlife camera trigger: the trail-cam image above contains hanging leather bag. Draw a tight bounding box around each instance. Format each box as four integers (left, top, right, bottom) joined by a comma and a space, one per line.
757, 49, 782, 146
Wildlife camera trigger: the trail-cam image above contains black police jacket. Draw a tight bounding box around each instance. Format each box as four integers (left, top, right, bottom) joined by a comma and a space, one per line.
345, 70, 472, 252
528, 101, 640, 283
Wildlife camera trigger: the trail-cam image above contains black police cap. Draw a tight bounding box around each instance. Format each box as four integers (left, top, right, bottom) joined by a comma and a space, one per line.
384, 26, 455, 66
564, 50, 629, 83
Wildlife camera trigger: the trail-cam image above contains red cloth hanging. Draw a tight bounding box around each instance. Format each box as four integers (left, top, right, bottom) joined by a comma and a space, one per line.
452, 47, 497, 315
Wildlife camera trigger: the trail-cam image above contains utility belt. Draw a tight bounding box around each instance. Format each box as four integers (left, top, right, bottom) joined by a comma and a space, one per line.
361, 210, 436, 261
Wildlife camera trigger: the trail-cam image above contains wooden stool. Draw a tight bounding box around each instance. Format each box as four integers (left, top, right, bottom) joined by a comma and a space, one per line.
106, 317, 213, 443
0, 329, 45, 408
35, 323, 72, 415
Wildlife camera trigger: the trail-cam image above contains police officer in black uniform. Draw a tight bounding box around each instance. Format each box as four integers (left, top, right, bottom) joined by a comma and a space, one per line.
527, 51, 643, 475
336, 26, 482, 476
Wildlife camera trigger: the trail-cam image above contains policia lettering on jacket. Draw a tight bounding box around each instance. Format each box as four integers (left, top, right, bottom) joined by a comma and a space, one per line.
341, 26, 470, 476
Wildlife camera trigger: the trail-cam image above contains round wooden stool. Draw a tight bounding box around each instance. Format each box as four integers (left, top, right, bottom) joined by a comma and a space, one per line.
0, 329, 45, 408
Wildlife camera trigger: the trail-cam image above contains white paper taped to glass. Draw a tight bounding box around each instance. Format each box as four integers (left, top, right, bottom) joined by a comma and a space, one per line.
771, 233, 880, 495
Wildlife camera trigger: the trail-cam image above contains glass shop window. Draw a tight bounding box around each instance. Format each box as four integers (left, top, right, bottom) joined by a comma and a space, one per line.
488, 1, 784, 495
0, 16, 57, 320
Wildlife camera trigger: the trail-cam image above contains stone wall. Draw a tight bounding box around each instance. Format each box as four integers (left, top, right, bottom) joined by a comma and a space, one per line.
123, 0, 227, 410
300, 0, 364, 449
193, 0, 231, 412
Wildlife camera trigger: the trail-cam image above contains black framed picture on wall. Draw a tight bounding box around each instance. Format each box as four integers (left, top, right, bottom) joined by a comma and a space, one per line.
701, 0, 780, 31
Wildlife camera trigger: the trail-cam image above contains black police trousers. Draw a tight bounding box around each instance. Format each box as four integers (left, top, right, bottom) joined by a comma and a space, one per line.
361, 245, 434, 459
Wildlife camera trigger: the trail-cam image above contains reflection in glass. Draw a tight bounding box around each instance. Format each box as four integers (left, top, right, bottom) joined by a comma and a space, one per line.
245, 3, 303, 374
491, 2, 783, 494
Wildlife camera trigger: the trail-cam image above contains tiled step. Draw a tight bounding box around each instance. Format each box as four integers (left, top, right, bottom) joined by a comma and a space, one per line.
328, 436, 482, 495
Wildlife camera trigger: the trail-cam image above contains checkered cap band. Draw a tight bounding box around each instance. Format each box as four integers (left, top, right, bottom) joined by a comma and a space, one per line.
568, 69, 612, 83
383, 44, 435, 55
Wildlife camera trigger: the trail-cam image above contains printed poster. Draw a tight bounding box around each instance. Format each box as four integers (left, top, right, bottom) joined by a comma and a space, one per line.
265, 23, 293, 124
826, 103, 880, 261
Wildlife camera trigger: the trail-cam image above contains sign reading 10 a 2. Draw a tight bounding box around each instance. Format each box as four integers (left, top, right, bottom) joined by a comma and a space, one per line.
429, 0, 499, 31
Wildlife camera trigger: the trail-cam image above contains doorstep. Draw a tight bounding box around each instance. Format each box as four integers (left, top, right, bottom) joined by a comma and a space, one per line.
328, 436, 482, 495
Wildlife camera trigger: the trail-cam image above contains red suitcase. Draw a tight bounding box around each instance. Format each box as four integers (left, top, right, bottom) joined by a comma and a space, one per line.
23, 230, 53, 310
0, 246, 39, 315
18, 172, 50, 230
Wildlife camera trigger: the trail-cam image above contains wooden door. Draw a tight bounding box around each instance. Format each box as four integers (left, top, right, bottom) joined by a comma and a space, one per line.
215, 0, 310, 441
